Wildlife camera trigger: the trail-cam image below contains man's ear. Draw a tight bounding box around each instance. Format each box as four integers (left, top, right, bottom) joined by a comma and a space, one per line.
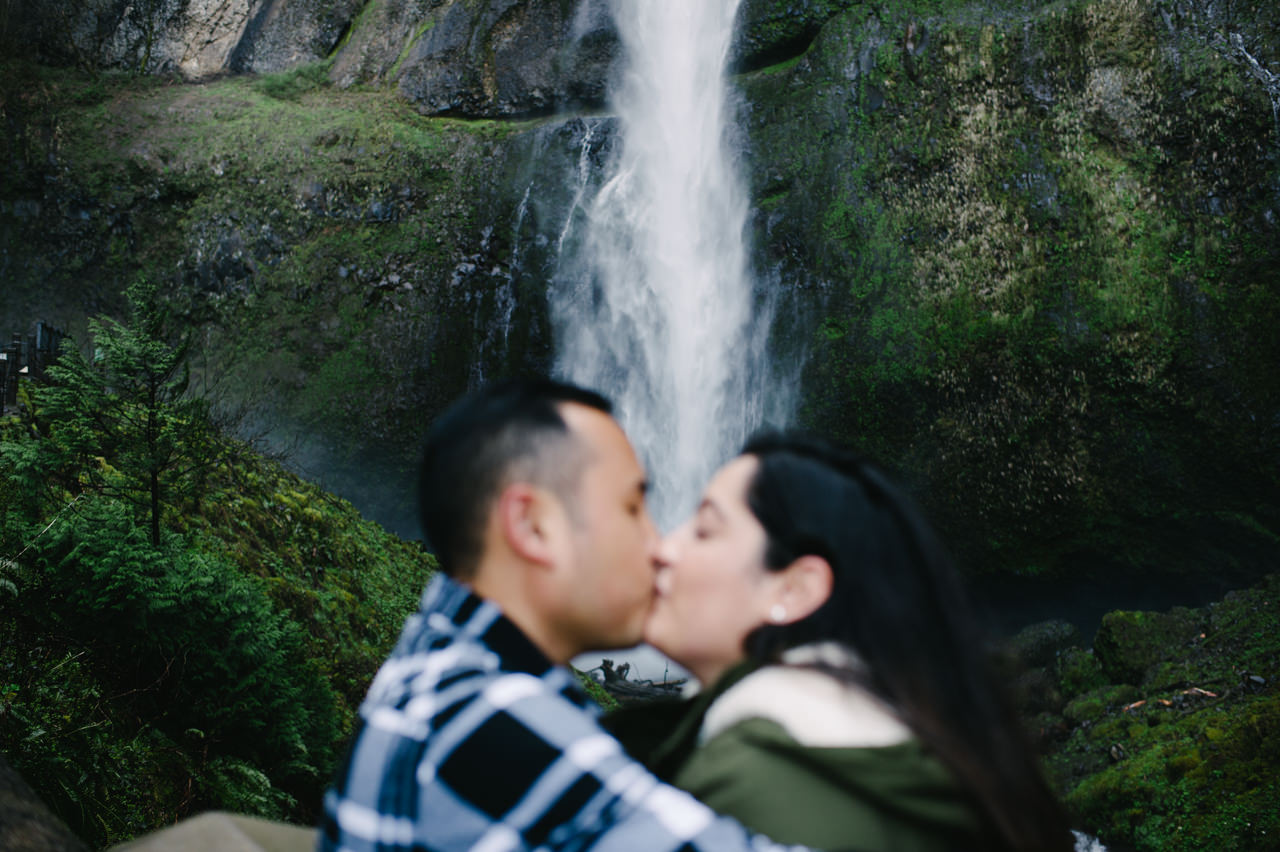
772, 555, 834, 623
495, 482, 558, 567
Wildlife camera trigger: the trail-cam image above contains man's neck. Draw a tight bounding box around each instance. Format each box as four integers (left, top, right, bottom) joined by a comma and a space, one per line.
468, 568, 576, 666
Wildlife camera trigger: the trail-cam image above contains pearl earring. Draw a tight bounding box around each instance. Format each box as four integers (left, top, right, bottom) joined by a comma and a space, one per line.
769, 604, 787, 623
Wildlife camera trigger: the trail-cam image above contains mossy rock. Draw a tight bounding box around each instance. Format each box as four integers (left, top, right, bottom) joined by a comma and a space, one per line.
1063, 693, 1107, 726
733, 0, 861, 72
745, 0, 1280, 581
1041, 577, 1280, 847
1057, 646, 1107, 699
1204, 575, 1280, 678
1093, 607, 1206, 685
1063, 683, 1142, 725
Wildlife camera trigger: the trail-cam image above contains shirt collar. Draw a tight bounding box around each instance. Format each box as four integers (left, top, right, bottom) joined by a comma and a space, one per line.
422, 573, 555, 678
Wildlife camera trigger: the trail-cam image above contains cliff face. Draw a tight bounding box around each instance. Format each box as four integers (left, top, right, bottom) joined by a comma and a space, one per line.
736, 0, 1279, 577
3, 0, 363, 77
1, 0, 1277, 570
330, 0, 618, 117
0, 64, 543, 533
9, 0, 618, 113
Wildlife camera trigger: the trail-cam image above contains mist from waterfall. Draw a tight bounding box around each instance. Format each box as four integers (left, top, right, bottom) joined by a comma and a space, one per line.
552, 0, 785, 530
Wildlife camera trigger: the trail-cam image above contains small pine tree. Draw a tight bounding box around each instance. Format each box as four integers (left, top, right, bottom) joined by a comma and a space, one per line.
35, 278, 216, 545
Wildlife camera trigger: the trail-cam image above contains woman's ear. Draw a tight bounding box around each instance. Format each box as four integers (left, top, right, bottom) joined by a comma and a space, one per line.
772, 555, 834, 623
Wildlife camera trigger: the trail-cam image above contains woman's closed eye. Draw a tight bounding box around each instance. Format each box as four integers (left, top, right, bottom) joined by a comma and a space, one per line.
693, 503, 722, 539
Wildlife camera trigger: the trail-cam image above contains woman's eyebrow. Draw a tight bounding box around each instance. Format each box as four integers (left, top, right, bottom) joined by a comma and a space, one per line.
698, 497, 727, 523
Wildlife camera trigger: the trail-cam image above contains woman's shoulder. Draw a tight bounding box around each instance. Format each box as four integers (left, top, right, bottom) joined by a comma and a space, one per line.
681, 669, 988, 851
701, 653, 913, 749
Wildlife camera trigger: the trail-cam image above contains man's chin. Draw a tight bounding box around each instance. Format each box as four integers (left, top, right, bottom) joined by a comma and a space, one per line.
594, 626, 646, 652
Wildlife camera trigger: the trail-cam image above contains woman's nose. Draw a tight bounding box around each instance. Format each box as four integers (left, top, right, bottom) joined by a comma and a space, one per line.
652, 533, 678, 567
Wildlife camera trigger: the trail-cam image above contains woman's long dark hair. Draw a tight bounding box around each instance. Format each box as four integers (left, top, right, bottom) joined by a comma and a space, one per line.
740, 432, 1072, 852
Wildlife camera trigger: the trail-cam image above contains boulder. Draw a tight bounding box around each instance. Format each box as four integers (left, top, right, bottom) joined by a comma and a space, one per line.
1092, 607, 1206, 685
107, 812, 316, 852
226, 0, 368, 74
0, 752, 88, 852
1004, 618, 1081, 669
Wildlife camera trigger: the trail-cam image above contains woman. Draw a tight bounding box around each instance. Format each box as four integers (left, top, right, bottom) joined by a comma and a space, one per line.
606, 432, 1072, 852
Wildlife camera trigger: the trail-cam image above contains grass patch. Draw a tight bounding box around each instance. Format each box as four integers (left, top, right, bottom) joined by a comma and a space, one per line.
252, 60, 333, 102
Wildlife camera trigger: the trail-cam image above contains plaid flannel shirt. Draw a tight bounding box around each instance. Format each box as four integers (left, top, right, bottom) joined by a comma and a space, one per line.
318, 574, 811, 852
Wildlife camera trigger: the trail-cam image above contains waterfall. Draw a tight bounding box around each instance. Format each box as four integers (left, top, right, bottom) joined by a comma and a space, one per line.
1073, 831, 1108, 851
552, 0, 782, 529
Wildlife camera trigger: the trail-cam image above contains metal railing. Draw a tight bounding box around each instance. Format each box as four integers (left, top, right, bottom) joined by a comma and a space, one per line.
1, 322, 66, 415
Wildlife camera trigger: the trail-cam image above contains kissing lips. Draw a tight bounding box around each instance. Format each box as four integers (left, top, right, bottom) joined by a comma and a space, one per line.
654, 568, 673, 598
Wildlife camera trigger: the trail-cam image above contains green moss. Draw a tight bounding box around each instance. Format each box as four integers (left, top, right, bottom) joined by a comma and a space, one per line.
742, 0, 1280, 577
390, 18, 437, 79
1039, 578, 1280, 848
740, 53, 806, 78
1094, 608, 1206, 685
1063, 693, 1107, 724
0, 58, 529, 478
574, 669, 619, 712
330, 0, 380, 59
1058, 647, 1107, 698
253, 60, 333, 102
1065, 692, 1280, 851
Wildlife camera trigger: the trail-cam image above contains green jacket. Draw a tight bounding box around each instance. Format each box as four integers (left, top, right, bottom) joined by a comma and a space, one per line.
604, 658, 992, 852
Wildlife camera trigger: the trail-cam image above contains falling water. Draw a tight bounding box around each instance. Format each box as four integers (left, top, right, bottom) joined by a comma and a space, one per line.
552, 0, 782, 529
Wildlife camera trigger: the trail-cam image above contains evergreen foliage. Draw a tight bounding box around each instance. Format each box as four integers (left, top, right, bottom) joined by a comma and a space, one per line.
0, 297, 436, 846
10, 277, 216, 546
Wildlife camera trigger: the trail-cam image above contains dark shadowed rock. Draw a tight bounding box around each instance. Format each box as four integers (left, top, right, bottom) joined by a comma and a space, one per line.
732, 0, 860, 73
0, 752, 88, 852
329, 0, 618, 117
1005, 618, 1081, 669
1009, 666, 1064, 716
228, 0, 367, 74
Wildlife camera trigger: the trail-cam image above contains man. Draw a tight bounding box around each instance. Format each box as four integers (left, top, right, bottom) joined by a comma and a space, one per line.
318, 378, 809, 852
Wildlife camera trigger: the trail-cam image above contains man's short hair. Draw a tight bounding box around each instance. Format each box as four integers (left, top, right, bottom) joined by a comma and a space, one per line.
417, 378, 613, 577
